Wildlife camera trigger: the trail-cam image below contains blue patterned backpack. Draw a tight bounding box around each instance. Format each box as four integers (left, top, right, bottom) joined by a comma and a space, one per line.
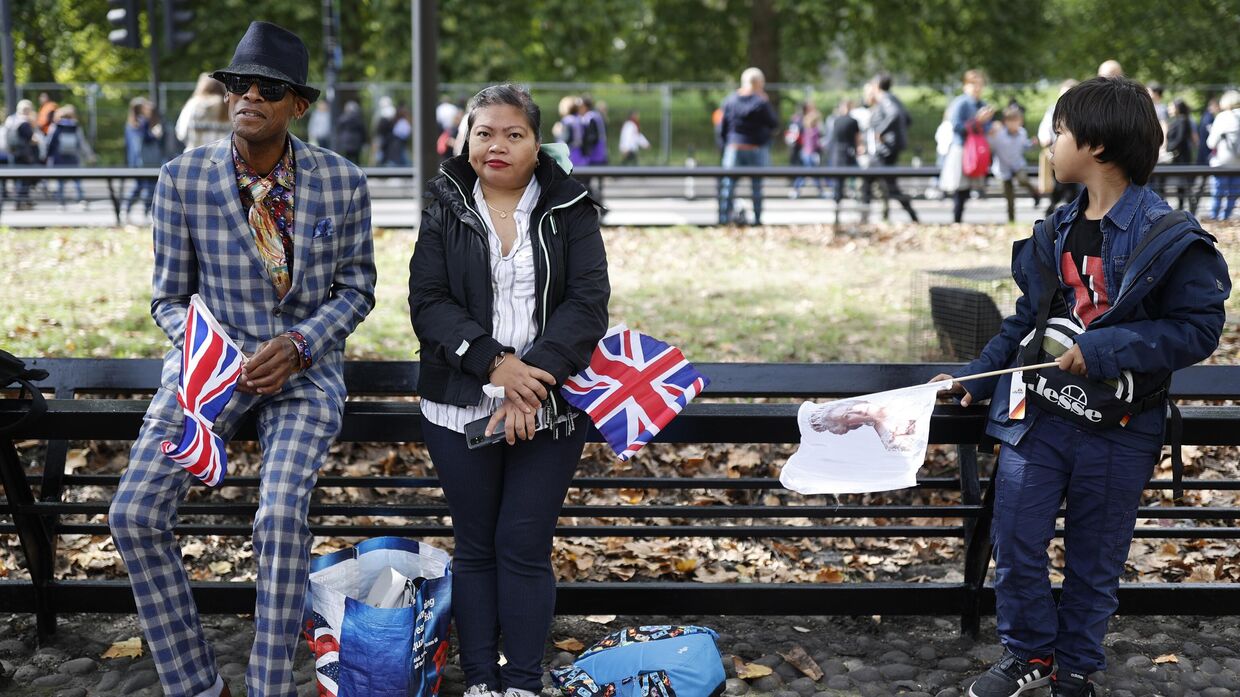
551, 625, 726, 697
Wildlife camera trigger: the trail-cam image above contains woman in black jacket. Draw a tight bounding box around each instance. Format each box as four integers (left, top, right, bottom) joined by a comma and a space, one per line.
408, 84, 609, 697
1165, 99, 1196, 210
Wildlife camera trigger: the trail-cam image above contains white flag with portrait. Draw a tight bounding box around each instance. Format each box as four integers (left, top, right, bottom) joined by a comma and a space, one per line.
780, 380, 952, 495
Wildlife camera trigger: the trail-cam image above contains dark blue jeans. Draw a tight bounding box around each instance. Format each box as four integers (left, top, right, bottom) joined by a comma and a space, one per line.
991, 413, 1160, 674
718, 145, 770, 224
423, 417, 586, 692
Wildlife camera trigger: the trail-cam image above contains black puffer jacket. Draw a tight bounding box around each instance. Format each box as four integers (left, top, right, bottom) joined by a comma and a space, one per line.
409, 150, 610, 412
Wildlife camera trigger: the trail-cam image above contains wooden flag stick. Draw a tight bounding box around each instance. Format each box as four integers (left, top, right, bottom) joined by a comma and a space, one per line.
950, 361, 1058, 384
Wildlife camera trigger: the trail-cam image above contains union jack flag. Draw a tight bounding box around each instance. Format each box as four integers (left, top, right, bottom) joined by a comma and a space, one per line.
304, 610, 342, 697
161, 294, 243, 487
561, 325, 709, 460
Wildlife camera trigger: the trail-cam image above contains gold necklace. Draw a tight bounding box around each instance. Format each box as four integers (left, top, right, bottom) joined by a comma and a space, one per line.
485, 200, 515, 219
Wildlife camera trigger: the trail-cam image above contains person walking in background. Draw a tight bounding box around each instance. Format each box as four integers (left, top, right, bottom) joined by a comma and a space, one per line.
581, 96, 608, 166
861, 72, 919, 222
580, 96, 609, 201
175, 73, 230, 152
785, 101, 810, 166
824, 98, 861, 204
392, 104, 414, 166
124, 97, 163, 223
307, 100, 332, 149
36, 92, 58, 134
334, 100, 367, 164
437, 109, 463, 162
618, 110, 650, 165
989, 105, 1039, 223
1197, 97, 1219, 166
372, 95, 395, 165
1097, 59, 1124, 78
790, 106, 827, 199
7, 99, 42, 209
385, 104, 413, 166
45, 104, 95, 209
1038, 79, 1081, 215
1165, 98, 1197, 210
554, 95, 585, 165
942, 69, 995, 223
1194, 97, 1220, 215
436, 95, 463, 135
1206, 90, 1240, 221
717, 67, 779, 225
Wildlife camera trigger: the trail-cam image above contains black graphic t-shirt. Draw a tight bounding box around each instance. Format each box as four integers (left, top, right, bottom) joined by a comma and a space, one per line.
1060, 215, 1109, 327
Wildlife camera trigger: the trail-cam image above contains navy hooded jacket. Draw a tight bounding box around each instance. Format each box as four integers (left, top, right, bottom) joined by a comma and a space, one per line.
954, 185, 1230, 445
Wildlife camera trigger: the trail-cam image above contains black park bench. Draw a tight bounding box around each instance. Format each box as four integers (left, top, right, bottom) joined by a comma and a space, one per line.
2, 357, 1239, 642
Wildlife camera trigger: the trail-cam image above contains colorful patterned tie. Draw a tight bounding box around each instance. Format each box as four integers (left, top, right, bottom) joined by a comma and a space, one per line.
244, 175, 292, 298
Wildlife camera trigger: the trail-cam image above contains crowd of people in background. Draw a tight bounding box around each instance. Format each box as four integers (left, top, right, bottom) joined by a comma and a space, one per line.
1, 64, 1237, 222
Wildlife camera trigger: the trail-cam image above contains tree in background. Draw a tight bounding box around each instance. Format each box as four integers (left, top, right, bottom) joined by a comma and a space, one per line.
7, 0, 1237, 92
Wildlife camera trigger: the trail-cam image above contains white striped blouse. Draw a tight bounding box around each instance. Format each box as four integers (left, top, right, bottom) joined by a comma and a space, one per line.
420, 176, 542, 433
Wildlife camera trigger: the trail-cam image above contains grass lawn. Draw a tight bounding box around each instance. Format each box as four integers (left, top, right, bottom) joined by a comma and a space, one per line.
3, 222, 1238, 364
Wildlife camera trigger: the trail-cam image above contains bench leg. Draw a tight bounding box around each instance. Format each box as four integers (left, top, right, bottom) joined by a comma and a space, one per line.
961, 445, 996, 638
0, 439, 58, 640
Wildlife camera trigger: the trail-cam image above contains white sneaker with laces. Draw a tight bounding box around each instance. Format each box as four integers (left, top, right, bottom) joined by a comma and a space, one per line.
465, 685, 501, 697
503, 689, 538, 697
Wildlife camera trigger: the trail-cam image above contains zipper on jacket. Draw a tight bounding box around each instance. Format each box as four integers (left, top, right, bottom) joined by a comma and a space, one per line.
535, 190, 589, 424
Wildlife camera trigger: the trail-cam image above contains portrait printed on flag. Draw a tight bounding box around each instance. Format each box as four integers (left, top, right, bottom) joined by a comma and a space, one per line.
780, 381, 950, 495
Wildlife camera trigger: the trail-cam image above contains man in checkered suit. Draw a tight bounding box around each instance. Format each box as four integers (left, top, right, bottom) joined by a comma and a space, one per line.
108, 22, 376, 697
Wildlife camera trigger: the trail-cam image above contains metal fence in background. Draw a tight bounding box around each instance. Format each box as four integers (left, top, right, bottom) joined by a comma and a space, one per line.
12, 80, 1239, 169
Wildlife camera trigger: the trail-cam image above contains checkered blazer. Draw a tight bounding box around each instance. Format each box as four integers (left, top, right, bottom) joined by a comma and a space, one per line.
150, 135, 376, 407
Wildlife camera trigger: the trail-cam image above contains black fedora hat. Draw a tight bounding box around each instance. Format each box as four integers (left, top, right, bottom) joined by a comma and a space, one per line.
211, 21, 320, 102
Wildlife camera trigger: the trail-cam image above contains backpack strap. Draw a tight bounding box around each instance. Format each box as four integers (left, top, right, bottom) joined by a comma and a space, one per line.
1167, 401, 1184, 503
1020, 219, 1060, 373
0, 353, 49, 437
0, 376, 48, 436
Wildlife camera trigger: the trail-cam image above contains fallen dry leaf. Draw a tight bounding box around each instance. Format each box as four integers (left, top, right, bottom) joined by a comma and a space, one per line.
102, 637, 143, 659
1154, 654, 1179, 664
585, 615, 616, 624
209, 561, 233, 575
793, 626, 811, 633
554, 638, 585, 652
779, 645, 824, 680
733, 656, 773, 680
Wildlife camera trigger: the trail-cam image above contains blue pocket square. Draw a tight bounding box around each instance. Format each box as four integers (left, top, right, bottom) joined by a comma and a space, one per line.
313, 218, 335, 239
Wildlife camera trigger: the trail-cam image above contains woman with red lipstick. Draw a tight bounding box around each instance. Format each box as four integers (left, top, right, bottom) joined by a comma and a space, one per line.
409, 84, 610, 697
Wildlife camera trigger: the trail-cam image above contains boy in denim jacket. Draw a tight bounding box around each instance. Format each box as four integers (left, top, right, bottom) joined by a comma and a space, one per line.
933, 77, 1230, 697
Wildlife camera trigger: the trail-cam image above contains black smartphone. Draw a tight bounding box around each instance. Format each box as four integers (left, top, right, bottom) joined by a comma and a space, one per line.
464, 415, 507, 449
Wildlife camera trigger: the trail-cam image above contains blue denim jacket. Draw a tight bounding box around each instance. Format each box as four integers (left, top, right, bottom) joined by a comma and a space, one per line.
948, 94, 985, 146
954, 185, 1231, 445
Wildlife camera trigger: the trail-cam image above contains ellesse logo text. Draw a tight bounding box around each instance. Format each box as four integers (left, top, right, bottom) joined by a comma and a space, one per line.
1031, 375, 1102, 422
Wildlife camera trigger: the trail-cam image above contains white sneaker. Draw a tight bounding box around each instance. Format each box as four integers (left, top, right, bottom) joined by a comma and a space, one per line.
465, 685, 501, 697
503, 689, 538, 697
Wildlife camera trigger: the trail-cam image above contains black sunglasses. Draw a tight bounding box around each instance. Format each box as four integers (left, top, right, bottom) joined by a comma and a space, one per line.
220, 74, 292, 101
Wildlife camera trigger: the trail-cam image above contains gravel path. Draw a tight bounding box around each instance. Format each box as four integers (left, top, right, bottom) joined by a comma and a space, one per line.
2, 612, 1238, 696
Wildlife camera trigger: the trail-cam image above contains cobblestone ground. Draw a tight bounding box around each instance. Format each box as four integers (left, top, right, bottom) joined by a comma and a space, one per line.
2, 612, 1239, 697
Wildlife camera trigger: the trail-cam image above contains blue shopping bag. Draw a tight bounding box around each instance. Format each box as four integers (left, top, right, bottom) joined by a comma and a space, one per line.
305, 537, 452, 697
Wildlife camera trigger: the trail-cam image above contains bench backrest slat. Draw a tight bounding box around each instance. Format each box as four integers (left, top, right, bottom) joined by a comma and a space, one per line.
22, 358, 1240, 400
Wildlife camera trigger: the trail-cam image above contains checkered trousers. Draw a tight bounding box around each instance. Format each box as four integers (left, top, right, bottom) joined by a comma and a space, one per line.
110, 381, 343, 697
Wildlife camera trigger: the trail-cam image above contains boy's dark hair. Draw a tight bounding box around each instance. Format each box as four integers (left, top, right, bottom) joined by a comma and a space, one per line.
466, 83, 541, 137
1053, 77, 1162, 185
873, 72, 893, 92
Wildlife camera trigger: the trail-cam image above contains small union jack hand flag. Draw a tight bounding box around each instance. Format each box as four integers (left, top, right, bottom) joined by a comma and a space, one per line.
161, 294, 244, 486
561, 325, 710, 460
